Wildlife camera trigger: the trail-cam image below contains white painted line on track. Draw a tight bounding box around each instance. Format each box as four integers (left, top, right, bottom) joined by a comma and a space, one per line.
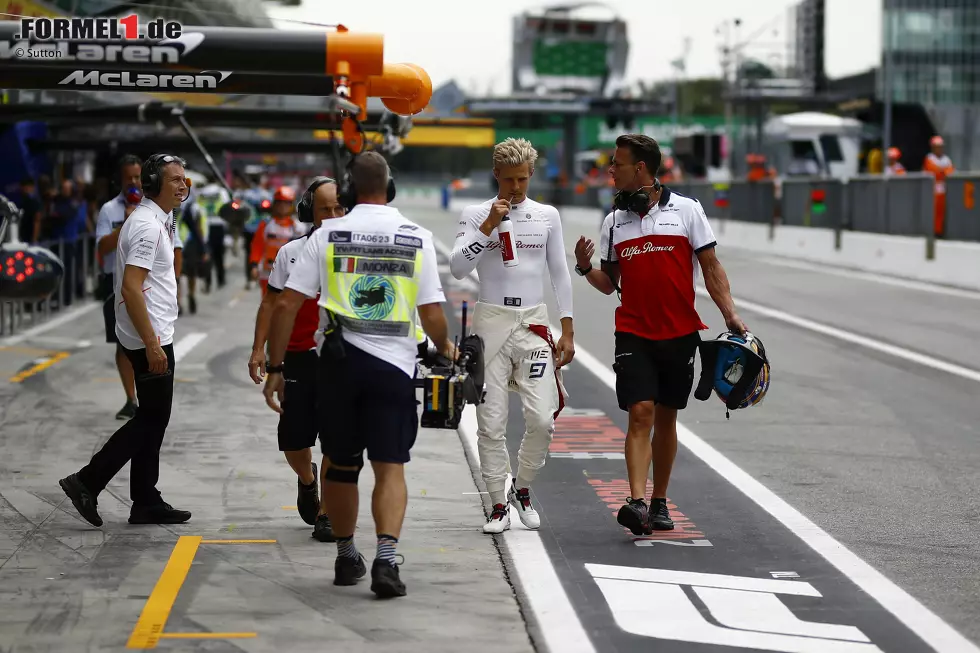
173, 332, 207, 363
697, 288, 980, 384
0, 301, 99, 346
458, 409, 597, 653
433, 235, 979, 653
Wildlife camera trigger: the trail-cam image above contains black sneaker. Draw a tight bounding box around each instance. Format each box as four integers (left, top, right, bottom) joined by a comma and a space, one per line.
297, 462, 319, 526
312, 514, 335, 542
648, 499, 674, 531
371, 557, 406, 599
59, 473, 103, 527
617, 498, 652, 536
129, 503, 192, 525
334, 553, 367, 586
115, 401, 137, 420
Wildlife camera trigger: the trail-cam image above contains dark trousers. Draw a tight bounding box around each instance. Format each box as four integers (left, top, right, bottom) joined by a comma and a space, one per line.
208, 223, 226, 288
78, 343, 176, 506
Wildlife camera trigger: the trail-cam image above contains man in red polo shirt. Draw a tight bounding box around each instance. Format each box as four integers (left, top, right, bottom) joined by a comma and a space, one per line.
248, 177, 345, 542
574, 134, 746, 536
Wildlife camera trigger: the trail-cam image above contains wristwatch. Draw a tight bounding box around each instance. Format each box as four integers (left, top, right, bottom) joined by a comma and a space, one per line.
266, 362, 284, 374
575, 263, 593, 276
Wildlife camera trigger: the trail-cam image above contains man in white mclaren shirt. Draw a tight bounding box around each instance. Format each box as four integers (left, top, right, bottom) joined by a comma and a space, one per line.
450, 138, 575, 534
59, 153, 192, 528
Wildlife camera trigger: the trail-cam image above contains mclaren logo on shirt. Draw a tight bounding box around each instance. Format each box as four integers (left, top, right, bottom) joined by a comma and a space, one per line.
620, 242, 675, 260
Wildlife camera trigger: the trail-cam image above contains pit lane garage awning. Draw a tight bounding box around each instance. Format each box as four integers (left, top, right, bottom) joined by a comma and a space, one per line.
0, 21, 433, 152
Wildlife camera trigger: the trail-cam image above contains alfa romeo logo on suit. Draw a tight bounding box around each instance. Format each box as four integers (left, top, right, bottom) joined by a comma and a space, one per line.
349, 275, 395, 320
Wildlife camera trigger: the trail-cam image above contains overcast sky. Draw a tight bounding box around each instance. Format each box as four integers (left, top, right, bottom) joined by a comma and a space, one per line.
266, 0, 882, 95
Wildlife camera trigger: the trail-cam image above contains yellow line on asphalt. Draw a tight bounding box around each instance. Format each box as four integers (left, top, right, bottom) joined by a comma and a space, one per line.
158, 633, 257, 639
9, 351, 70, 383
126, 536, 201, 649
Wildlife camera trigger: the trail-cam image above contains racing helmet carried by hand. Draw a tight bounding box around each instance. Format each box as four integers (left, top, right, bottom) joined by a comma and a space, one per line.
694, 331, 770, 418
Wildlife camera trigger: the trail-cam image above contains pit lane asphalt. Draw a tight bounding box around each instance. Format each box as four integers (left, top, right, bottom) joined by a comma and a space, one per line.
405, 199, 980, 651
0, 254, 534, 653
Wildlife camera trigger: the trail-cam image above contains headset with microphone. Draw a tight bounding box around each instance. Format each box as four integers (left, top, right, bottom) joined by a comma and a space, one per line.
337, 154, 396, 211
141, 153, 190, 200
613, 177, 662, 214
297, 176, 336, 224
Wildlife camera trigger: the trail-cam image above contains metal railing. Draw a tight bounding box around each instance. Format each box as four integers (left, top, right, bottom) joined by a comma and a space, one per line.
0, 232, 100, 338
440, 172, 979, 245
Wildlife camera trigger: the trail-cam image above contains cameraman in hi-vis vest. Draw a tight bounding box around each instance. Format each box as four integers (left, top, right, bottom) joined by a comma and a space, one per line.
263, 152, 455, 599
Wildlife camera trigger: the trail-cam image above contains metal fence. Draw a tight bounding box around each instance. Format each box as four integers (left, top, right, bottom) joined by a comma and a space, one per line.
0, 233, 100, 338
444, 172, 980, 244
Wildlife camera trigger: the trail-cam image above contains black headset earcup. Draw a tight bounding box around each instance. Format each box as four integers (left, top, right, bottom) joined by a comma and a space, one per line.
387, 177, 396, 203
613, 191, 627, 211
630, 191, 650, 214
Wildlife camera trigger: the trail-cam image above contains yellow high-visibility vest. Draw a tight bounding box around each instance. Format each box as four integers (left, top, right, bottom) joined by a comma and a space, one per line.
321, 231, 427, 342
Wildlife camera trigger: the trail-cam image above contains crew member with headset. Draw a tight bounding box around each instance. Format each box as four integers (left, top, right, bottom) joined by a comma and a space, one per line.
248, 177, 346, 543
59, 153, 193, 528
574, 134, 747, 537
263, 152, 455, 598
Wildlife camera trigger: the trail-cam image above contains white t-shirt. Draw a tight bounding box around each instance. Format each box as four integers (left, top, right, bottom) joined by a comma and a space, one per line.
285, 204, 445, 377
449, 197, 573, 319
268, 234, 327, 353
114, 198, 179, 350
95, 194, 127, 274
96, 195, 183, 277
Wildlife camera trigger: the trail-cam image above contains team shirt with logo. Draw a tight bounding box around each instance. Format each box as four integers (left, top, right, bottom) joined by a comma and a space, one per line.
285, 204, 444, 378
449, 197, 573, 318
599, 188, 717, 341
113, 198, 179, 350
96, 193, 183, 274
267, 235, 324, 352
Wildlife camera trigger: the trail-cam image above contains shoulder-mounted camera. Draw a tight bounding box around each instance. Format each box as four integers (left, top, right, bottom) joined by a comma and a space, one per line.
415, 300, 486, 430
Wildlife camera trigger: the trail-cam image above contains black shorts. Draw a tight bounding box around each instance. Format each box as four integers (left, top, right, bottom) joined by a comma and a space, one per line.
278, 349, 320, 452
613, 331, 701, 411
102, 289, 118, 345
318, 341, 418, 466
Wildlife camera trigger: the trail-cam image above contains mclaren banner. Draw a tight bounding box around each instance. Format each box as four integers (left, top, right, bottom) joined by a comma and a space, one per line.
0, 64, 337, 94
0, 20, 432, 115
0, 22, 382, 76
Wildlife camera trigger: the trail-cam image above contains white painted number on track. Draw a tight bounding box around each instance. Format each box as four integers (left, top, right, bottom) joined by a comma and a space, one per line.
586, 564, 882, 653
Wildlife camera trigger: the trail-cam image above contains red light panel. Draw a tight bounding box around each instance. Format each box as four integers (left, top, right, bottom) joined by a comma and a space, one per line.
15, 273, 25, 283
4, 258, 12, 267
6, 267, 14, 276
25, 267, 34, 276
14, 251, 23, 260
25, 257, 33, 266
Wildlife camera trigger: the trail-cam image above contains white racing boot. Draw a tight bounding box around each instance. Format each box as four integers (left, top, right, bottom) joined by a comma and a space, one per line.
508, 483, 541, 529
482, 503, 511, 534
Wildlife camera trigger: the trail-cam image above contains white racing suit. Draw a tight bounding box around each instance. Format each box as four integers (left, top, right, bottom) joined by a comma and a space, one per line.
449, 196, 574, 504
474, 301, 568, 499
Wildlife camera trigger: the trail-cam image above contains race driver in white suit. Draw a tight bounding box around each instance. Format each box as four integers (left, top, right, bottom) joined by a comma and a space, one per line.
450, 138, 575, 533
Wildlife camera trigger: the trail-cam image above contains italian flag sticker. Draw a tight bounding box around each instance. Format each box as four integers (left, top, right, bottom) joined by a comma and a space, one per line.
335, 257, 356, 273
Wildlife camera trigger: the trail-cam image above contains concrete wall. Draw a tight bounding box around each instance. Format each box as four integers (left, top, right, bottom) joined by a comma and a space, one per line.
708, 219, 980, 291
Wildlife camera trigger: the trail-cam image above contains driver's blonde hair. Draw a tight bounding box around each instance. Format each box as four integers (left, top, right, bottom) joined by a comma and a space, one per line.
493, 138, 538, 171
